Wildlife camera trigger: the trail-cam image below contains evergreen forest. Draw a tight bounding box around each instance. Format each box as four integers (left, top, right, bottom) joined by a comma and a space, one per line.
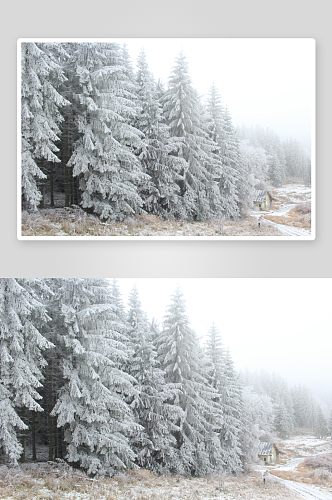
1, 278, 328, 477
20, 41, 311, 222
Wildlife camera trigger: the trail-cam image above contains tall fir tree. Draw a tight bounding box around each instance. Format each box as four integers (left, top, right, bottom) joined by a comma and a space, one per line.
219, 349, 244, 473
314, 406, 329, 438
0, 279, 53, 463
274, 402, 292, 439
135, 49, 185, 218
21, 42, 70, 209
163, 51, 221, 221
51, 279, 139, 476
156, 287, 222, 476
67, 42, 148, 221
206, 85, 240, 219
126, 285, 183, 473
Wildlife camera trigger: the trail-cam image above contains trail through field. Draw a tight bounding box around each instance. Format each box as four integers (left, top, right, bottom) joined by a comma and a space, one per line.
262, 218, 310, 236
269, 473, 332, 500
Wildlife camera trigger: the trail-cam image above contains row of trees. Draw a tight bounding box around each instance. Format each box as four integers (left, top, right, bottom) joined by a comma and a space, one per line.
240, 370, 331, 439
0, 279, 254, 476
238, 125, 311, 188
1, 279, 327, 478
21, 41, 311, 222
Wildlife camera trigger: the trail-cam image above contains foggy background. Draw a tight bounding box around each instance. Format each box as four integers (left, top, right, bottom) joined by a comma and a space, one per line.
116, 278, 331, 400
118, 38, 314, 153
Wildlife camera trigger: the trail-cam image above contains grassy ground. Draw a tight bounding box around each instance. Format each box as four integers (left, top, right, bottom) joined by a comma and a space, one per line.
0, 463, 301, 500
20, 179, 312, 237
21, 208, 282, 237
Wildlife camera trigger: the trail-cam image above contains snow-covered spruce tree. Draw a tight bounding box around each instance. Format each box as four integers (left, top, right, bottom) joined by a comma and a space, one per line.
125, 285, 183, 473
284, 138, 308, 179
67, 42, 149, 221
328, 410, 332, 439
0, 279, 53, 463
304, 157, 311, 187
314, 406, 329, 438
156, 287, 223, 476
238, 140, 265, 193
291, 384, 316, 430
135, 48, 186, 219
201, 323, 228, 472
221, 106, 251, 217
109, 279, 129, 334
268, 149, 285, 187
51, 278, 139, 476
53, 43, 85, 208
21, 42, 70, 209
242, 386, 274, 443
274, 402, 292, 439
163, 51, 222, 221
196, 99, 224, 219
218, 348, 244, 473
206, 84, 240, 219
205, 322, 225, 392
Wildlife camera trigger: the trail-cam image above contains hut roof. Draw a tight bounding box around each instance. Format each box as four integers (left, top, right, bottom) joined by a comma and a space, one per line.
253, 190, 268, 203
259, 442, 274, 455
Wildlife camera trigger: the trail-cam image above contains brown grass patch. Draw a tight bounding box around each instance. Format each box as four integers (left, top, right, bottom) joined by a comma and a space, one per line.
0, 464, 301, 500
269, 458, 332, 489
264, 207, 311, 230
21, 209, 283, 237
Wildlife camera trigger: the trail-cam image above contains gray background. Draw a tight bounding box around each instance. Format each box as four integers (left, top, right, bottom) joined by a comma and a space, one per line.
2, 0, 331, 277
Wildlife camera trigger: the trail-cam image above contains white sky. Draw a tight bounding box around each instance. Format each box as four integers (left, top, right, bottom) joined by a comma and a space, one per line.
117, 38, 315, 151
115, 278, 331, 396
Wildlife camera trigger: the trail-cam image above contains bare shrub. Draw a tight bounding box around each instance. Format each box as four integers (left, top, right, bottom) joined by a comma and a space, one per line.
295, 201, 311, 214
305, 454, 332, 472
134, 214, 161, 225
124, 217, 140, 228
113, 472, 136, 485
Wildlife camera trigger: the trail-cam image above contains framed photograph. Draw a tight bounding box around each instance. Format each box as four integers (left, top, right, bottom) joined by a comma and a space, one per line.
1, 277, 330, 493
18, 38, 315, 240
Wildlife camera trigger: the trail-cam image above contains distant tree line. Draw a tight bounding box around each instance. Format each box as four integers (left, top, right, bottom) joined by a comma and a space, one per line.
0, 279, 327, 477
21, 42, 311, 222
239, 369, 330, 440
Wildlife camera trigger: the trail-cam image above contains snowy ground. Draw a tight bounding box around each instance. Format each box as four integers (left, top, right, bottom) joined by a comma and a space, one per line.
21, 207, 282, 238
270, 475, 332, 500
20, 180, 312, 238
281, 436, 332, 457
261, 218, 310, 236
0, 463, 301, 500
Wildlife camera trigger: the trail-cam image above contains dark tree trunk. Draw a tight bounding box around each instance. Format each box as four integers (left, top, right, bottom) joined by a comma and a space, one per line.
20, 407, 26, 462
50, 163, 54, 207
65, 115, 70, 207
48, 359, 53, 461
32, 411, 37, 460
39, 158, 45, 208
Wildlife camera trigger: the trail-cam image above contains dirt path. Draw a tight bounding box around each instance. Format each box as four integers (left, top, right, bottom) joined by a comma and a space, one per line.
269, 473, 332, 500
262, 217, 310, 236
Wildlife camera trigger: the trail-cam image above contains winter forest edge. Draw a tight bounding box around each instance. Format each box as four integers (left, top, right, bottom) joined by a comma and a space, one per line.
1, 278, 330, 479
20, 41, 311, 226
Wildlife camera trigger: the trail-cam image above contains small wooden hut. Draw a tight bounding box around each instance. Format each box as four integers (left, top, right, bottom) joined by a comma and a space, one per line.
253, 190, 273, 210
258, 442, 280, 464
